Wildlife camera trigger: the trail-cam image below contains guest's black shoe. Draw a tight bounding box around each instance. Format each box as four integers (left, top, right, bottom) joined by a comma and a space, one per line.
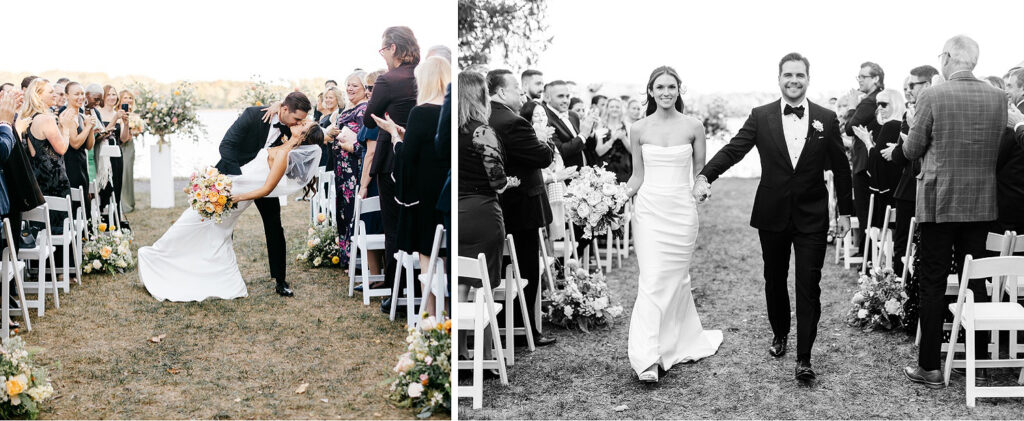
795, 360, 816, 383
951, 367, 990, 381
769, 336, 787, 358
275, 280, 293, 297
904, 365, 944, 389
534, 334, 557, 347
483, 368, 502, 380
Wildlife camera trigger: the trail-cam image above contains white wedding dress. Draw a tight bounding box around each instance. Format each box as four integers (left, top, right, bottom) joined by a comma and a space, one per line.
138, 147, 320, 302
628, 143, 723, 376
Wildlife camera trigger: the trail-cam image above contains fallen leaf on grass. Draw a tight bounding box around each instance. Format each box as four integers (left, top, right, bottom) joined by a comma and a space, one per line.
320, 398, 328, 403
167, 368, 180, 374
295, 383, 309, 394
233, 398, 241, 403
613, 405, 628, 412
149, 334, 167, 343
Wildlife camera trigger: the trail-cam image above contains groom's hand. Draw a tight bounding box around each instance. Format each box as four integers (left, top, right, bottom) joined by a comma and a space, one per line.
836, 215, 851, 239
692, 175, 711, 203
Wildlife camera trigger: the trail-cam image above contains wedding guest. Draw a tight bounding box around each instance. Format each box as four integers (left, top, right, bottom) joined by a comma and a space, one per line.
486, 68, 556, 346
20, 76, 37, 91
903, 35, 1004, 389
119, 89, 139, 213
856, 89, 904, 228
532, 105, 568, 241
994, 67, 1024, 232
353, 69, 386, 280
590, 94, 608, 118
93, 85, 131, 223
52, 81, 67, 112
83, 84, 104, 184
569, 97, 585, 114
364, 26, 420, 309
325, 72, 368, 267
60, 82, 97, 224
845, 62, 885, 257
521, 69, 544, 103
313, 80, 338, 123
884, 65, 939, 274
434, 83, 452, 313
22, 79, 74, 254
317, 86, 344, 168
0, 91, 20, 322
457, 71, 507, 372
597, 97, 632, 183
1006, 67, 1024, 111
374, 56, 449, 272
625, 98, 642, 125
426, 45, 451, 62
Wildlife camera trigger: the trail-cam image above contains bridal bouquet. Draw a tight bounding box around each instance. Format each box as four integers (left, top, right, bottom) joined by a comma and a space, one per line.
296, 217, 342, 267
82, 226, 133, 275
388, 315, 451, 418
563, 166, 629, 239
186, 167, 235, 223
545, 259, 624, 332
848, 267, 907, 331
0, 337, 55, 419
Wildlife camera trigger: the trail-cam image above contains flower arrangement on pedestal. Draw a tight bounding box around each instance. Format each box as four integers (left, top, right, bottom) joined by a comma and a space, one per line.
134, 81, 206, 146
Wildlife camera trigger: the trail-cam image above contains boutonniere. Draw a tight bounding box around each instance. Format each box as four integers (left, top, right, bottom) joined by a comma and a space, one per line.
812, 120, 824, 133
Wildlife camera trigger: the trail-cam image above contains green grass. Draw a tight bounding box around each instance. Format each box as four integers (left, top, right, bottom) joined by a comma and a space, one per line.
15, 182, 440, 419
459, 177, 1024, 419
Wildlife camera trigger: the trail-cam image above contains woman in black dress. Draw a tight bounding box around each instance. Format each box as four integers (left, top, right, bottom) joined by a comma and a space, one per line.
93, 85, 132, 224
858, 89, 905, 228
59, 82, 96, 224
372, 56, 451, 271
596, 97, 632, 182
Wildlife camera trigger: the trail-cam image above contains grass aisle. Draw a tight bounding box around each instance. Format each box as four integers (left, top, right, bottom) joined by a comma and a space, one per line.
460, 177, 1024, 419
22, 184, 421, 419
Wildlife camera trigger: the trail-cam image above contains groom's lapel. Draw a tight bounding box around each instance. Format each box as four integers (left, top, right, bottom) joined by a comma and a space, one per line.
794, 102, 821, 172
766, 100, 794, 172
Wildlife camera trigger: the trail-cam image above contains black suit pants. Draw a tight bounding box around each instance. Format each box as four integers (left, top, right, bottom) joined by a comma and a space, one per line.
758, 223, 826, 362
378, 174, 400, 288
254, 197, 286, 282
500, 227, 542, 336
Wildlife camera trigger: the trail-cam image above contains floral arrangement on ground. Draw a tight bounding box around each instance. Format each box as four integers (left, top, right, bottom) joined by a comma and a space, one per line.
0, 337, 54, 420
545, 259, 624, 332
296, 216, 341, 267
389, 315, 451, 418
82, 224, 133, 275
848, 267, 906, 331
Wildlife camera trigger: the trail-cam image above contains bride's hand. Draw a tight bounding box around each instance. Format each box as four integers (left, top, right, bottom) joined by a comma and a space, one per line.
261, 102, 281, 123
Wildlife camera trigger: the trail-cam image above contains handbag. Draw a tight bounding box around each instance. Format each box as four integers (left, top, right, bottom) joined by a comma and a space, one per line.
17, 224, 36, 249
2, 131, 45, 213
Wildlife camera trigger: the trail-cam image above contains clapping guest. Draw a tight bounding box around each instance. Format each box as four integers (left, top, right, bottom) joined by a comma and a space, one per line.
994, 67, 1024, 232
903, 35, 1004, 388
364, 26, 420, 311
596, 97, 632, 183
119, 89, 139, 213
486, 68, 556, 346
624, 98, 642, 125
22, 78, 74, 260
83, 84, 104, 185
93, 85, 131, 223
845, 62, 885, 257
543, 80, 597, 257
529, 103, 569, 241
373, 55, 450, 278
60, 82, 97, 224
569, 97, 585, 114
857, 89, 904, 228
325, 72, 368, 267
1006, 67, 1024, 112
457, 71, 508, 373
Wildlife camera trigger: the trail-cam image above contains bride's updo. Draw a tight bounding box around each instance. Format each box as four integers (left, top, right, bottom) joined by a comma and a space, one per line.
644, 66, 685, 116
298, 121, 324, 146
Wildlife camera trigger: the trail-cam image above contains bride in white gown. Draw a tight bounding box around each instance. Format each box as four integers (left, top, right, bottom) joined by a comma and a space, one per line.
624, 66, 723, 383
138, 121, 322, 302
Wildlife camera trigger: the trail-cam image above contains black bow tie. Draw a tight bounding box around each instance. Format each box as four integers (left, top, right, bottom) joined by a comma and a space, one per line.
273, 122, 289, 132
784, 104, 805, 119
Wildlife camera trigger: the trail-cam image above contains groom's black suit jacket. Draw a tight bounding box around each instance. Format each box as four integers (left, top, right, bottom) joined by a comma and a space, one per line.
700, 99, 854, 233
215, 106, 290, 176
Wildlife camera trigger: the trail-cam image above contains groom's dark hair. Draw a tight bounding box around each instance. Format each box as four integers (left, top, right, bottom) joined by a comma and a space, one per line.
282, 92, 311, 113
778, 53, 810, 76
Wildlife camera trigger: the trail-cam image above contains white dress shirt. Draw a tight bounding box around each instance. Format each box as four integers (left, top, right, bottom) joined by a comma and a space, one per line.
266, 114, 282, 148
780, 98, 809, 168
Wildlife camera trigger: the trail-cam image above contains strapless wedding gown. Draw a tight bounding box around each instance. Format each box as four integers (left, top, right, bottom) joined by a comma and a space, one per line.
138, 149, 307, 302
627, 144, 723, 376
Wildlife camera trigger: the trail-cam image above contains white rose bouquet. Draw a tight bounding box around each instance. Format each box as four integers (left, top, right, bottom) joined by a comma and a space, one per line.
848, 267, 907, 331
545, 259, 624, 332
563, 166, 629, 239
295, 217, 342, 267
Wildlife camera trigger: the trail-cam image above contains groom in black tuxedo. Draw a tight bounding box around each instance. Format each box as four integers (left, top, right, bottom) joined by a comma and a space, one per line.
215, 92, 311, 297
695, 53, 853, 382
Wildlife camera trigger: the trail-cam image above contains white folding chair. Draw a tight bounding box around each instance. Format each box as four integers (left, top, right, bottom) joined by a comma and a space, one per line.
69, 187, 87, 280
390, 250, 421, 325
861, 194, 876, 275
89, 180, 102, 237
550, 211, 578, 278
417, 225, 449, 322
900, 217, 917, 283
1, 218, 31, 338
537, 228, 559, 335
456, 254, 508, 409
943, 255, 1024, 407
43, 195, 79, 292
347, 196, 390, 304
18, 204, 60, 317
843, 217, 863, 269
997, 232, 1024, 358
868, 205, 897, 273
495, 234, 536, 366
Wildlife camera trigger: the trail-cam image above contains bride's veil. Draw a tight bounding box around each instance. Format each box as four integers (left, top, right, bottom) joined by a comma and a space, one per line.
285, 145, 322, 186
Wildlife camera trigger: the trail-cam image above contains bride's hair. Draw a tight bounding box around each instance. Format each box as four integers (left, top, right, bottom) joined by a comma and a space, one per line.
644, 66, 685, 116
299, 122, 325, 146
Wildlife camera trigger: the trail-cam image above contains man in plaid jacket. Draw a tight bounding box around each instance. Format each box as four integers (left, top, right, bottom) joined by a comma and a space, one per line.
902, 35, 1007, 388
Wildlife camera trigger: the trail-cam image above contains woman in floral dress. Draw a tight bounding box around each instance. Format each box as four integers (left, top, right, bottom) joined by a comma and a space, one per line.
326, 71, 368, 266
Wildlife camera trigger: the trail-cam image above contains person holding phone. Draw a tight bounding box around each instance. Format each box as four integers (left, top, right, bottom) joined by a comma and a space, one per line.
118, 90, 139, 213
92, 85, 131, 225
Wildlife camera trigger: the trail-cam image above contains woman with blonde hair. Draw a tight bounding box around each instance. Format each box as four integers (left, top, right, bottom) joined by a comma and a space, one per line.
22, 78, 76, 251
854, 88, 906, 228
119, 89, 141, 213
324, 71, 369, 267
91, 85, 131, 223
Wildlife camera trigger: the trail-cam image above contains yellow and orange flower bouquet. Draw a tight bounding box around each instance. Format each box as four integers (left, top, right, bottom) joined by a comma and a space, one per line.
186, 167, 235, 223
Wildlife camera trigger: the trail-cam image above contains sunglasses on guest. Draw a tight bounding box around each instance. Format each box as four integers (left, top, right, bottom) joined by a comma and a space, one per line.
877, 102, 889, 108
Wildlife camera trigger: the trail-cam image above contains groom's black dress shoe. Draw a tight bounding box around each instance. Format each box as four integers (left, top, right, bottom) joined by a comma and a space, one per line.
275, 280, 293, 297
769, 336, 787, 358
795, 360, 816, 383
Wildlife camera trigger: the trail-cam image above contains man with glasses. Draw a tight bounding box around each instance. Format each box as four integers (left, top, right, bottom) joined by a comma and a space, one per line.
902, 35, 1004, 390
486, 68, 558, 348
844, 61, 885, 257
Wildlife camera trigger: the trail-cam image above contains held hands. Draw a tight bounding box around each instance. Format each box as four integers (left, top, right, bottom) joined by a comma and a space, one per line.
691, 175, 712, 203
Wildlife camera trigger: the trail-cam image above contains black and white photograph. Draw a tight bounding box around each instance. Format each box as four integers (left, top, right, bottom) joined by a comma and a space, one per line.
457, 0, 1024, 418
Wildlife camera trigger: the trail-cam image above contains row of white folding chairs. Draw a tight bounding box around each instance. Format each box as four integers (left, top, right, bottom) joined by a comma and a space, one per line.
1, 218, 31, 339
390, 225, 449, 327
456, 253, 509, 409
309, 167, 337, 226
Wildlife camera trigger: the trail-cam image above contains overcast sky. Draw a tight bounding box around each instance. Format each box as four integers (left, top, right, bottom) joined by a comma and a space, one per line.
533, 0, 1021, 96
3, 0, 455, 82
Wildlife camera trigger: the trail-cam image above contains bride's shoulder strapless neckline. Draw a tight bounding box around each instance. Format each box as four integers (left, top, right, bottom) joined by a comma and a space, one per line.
642, 143, 693, 149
